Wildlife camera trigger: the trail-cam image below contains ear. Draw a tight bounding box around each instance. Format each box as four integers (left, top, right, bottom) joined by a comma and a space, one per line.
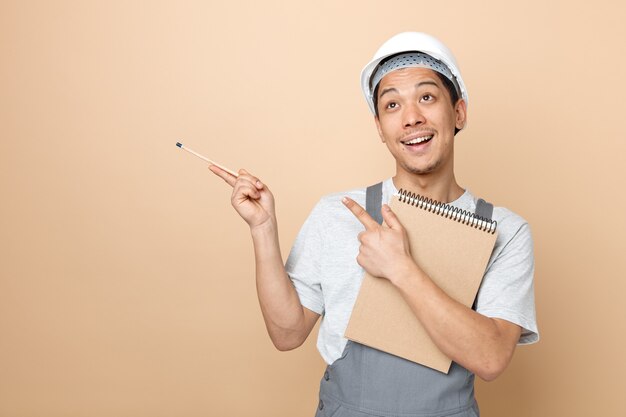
455, 99, 467, 130
374, 116, 386, 143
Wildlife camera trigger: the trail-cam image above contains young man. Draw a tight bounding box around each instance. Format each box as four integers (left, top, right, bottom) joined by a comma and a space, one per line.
210, 32, 538, 417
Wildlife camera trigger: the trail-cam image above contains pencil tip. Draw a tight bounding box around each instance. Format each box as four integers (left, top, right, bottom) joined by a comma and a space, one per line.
176, 142, 182, 148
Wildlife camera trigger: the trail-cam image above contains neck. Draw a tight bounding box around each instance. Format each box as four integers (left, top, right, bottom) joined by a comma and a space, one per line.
392, 169, 464, 203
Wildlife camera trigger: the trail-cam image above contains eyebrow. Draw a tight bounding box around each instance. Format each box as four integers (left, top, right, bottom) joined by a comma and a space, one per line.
378, 80, 439, 100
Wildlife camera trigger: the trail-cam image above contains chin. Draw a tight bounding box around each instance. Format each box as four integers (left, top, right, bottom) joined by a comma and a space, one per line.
404, 161, 441, 175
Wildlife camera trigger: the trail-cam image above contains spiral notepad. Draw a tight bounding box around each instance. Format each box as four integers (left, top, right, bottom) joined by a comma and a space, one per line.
345, 191, 498, 373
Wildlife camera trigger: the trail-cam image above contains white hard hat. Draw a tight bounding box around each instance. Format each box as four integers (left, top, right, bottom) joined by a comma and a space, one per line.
360, 32, 468, 116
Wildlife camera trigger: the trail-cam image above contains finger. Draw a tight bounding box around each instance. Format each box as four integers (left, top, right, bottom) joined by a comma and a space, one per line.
239, 169, 264, 190
381, 204, 404, 230
342, 197, 378, 231
356, 253, 365, 269
233, 181, 261, 201
209, 164, 237, 187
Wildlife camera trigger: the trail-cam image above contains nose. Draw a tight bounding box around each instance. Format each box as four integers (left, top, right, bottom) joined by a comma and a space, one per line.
403, 103, 425, 128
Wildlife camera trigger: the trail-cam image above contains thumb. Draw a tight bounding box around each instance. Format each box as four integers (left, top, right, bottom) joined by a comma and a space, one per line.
381, 204, 403, 230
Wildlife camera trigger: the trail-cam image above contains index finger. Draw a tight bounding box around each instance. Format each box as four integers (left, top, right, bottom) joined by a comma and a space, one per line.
342, 197, 379, 231
209, 164, 237, 187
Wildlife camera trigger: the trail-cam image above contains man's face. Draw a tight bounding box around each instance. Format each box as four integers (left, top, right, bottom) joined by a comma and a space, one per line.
375, 67, 466, 178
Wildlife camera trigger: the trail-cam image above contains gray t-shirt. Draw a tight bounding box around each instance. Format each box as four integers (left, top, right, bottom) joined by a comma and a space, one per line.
285, 178, 539, 365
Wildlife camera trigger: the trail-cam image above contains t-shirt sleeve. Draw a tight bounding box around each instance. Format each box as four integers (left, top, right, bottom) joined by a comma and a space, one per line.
284, 200, 326, 315
475, 221, 539, 345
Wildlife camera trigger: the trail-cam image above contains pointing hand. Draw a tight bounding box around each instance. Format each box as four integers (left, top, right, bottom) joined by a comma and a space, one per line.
342, 197, 416, 283
209, 165, 276, 231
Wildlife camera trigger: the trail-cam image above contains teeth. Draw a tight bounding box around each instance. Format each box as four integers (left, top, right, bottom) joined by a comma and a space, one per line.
404, 135, 433, 145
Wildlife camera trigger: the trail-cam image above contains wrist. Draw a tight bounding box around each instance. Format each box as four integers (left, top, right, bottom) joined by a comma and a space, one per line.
250, 217, 278, 239
390, 258, 425, 290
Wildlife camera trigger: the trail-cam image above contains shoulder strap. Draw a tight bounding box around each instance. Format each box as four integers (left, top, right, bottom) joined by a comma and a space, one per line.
473, 197, 494, 311
475, 198, 494, 220
365, 182, 383, 225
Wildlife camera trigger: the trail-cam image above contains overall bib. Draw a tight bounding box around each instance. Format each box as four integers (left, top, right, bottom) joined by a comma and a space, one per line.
315, 183, 493, 417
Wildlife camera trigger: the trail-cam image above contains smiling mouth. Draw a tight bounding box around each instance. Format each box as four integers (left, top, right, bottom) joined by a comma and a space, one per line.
401, 134, 433, 147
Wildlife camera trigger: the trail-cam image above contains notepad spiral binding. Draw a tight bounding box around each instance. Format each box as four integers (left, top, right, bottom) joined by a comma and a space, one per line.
397, 189, 498, 234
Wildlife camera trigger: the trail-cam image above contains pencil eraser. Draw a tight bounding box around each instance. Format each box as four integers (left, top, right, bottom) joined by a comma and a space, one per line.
176, 142, 182, 148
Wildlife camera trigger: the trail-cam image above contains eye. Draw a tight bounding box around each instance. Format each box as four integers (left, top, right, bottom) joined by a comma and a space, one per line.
385, 102, 398, 109
420, 94, 434, 102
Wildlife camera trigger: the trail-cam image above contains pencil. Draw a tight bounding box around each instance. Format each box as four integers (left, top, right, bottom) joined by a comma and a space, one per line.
176, 142, 239, 177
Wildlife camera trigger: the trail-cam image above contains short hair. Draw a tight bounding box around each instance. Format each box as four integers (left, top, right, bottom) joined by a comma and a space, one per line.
373, 70, 461, 135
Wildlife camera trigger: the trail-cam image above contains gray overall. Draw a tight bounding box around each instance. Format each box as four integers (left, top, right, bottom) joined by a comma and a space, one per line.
315, 182, 494, 417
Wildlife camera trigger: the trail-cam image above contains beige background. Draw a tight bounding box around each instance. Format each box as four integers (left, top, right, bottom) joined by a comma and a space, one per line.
1, 1, 625, 416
